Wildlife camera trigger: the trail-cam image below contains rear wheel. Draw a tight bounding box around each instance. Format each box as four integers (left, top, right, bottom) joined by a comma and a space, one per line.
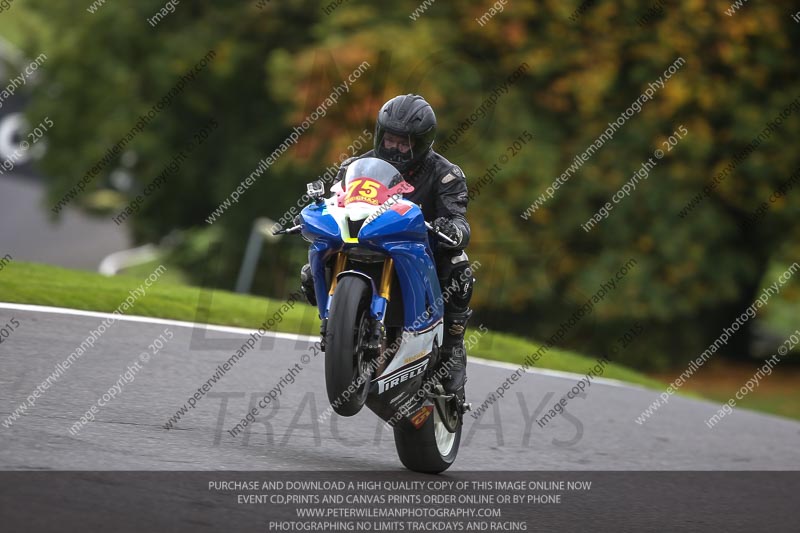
393, 398, 462, 473
325, 276, 372, 417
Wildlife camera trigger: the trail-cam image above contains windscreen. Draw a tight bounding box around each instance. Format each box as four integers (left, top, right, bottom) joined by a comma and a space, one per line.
342, 157, 405, 207
344, 157, 404, 189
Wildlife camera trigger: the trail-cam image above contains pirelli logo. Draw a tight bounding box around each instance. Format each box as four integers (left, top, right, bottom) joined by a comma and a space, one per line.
377, 359, 429, 394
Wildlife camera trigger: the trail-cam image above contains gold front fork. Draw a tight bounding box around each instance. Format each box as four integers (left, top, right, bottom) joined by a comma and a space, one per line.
328, 253, 348, 295
379, 257, 394, 300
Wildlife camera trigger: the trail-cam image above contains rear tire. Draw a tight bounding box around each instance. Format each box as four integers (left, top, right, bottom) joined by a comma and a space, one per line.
393, 402, 461, 473
325, 276, 372, 417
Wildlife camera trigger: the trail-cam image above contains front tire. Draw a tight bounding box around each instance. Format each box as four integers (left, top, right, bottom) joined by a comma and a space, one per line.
393, 401, 462, 473
325, 276, 372, 417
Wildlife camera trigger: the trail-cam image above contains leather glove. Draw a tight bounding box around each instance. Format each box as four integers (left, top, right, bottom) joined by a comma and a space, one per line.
432, 217, 464, 249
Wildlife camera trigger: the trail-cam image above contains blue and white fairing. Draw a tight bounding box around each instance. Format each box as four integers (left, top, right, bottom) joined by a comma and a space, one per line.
299, 157, 444, 393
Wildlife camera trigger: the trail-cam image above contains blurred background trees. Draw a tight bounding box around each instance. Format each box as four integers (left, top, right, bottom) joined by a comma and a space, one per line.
9, 0, 800, 369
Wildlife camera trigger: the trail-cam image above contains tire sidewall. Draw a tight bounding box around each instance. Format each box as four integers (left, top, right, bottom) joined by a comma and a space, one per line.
393, 405, 462, 473
324, 276, 371, 416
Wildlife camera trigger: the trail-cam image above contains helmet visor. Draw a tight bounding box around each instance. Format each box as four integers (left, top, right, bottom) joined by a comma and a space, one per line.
375, 128, 416, 167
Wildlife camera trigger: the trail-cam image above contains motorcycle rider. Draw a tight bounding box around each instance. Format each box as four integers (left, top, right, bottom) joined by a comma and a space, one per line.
300, 94, 473, 395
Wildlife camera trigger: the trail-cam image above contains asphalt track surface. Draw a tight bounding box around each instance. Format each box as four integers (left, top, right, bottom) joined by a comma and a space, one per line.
2, 303, 798, 472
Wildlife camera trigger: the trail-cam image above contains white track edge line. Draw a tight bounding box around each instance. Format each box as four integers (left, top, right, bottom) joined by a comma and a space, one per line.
0, 302, 315, 342
468, 355, 642, 390
0, 302, 641, 389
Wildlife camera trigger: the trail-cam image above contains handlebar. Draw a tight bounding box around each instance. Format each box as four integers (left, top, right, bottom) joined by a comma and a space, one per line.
425, 222, 458, 247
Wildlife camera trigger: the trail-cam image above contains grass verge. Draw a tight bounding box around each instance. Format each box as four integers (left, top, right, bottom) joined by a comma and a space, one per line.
0, 261, 668, 390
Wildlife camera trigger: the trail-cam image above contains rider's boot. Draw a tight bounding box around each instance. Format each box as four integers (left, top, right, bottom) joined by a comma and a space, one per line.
440, 309, 472, 395
440, 343, 467, 396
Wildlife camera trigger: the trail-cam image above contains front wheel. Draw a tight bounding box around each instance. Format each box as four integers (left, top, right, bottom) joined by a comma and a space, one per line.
325, 276, 372, 417
393, 400, 462, 473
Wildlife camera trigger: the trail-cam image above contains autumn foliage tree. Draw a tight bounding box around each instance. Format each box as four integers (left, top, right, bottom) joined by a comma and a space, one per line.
21, 0, 800, 368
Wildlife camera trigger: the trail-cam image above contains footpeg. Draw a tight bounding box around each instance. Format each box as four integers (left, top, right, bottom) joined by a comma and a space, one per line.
424, 383, 455, 401
425, 392, 456, 401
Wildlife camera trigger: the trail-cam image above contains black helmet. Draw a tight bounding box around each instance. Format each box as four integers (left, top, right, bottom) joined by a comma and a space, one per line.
374, 94, 436, 174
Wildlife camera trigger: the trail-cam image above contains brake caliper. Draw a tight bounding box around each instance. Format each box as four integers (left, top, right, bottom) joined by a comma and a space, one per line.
363, 319, 385, 355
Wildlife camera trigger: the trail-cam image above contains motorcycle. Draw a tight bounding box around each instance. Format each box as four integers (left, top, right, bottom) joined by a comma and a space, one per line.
275, 157, 468, 473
